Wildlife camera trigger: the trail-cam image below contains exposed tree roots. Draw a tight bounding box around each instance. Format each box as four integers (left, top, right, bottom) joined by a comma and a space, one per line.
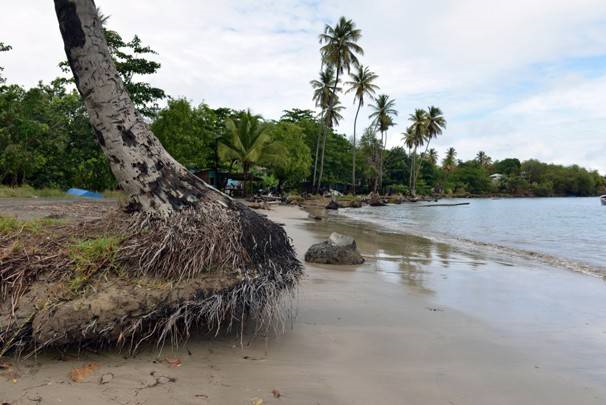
0, 202, 302, 357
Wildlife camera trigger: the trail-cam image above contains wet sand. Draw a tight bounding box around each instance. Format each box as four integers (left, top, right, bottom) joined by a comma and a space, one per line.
2, 202, 606, 404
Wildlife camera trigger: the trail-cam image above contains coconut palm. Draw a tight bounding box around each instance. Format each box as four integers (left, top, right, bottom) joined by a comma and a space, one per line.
369, 94, 397, 192
317, 16, 364, 192
476, 151, 492, 167
310, 67, 339, 187
324, 98, 345, 128
219, 110, 283, 193
442, 147, 457, 172
425, 148, 439, 165
360, 126, 381, 192
406, 109, 428, 196
45, 0, 301, 352
410, 106, 446, 194
345, 65, 379, 195
424, 106, 447, 153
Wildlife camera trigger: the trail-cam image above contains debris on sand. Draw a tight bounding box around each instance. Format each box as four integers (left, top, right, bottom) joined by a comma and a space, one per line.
99, 373, 114, 385
165, 357, 182, 368
69, 362, 98, 383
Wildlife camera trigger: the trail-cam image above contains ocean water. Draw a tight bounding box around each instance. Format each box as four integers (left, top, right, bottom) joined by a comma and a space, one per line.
340, 197, 606, 275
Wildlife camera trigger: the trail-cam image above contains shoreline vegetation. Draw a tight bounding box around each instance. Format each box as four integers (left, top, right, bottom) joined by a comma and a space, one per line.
1, 20, 604, 200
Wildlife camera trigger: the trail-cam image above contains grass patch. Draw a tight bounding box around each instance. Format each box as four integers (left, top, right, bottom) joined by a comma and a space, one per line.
68, 236, 122, 291
102, 189, 127, 205
0, 216, 64, 234
0, 185, 68, 198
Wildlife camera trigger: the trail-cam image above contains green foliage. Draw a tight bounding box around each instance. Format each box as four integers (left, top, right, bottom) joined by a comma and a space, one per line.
263, 122, 311, 189
0, 82, 115, 190
453, 161, 492, 194
493, 158, 521, 176
260, 174, 279, 189
106, 32, 166, 117
0, 42, 11, 85
151, 99, 219, 169
220, 110, 284, 175
60, 22, 165, 117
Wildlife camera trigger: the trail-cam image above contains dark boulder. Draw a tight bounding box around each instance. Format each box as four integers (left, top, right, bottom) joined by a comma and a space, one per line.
304, 232, 365, 265
349, 199, 363, 208
368, 192, 387, 207
325, 200, 342, 210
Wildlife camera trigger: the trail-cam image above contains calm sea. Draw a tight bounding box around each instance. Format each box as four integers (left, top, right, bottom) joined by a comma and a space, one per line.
340, 197, 606, 275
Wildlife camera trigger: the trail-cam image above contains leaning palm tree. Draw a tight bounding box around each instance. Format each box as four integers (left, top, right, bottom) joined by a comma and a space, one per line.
310, 67, 339, 188
317, 16, 363, 192
369, 94, 397, 192
345, 65, 379, 195
442, 147, 457, 172
7, 0, 302, 355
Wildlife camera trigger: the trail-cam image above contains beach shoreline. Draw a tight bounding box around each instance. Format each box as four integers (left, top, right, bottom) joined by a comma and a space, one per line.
1, 201, 606, 404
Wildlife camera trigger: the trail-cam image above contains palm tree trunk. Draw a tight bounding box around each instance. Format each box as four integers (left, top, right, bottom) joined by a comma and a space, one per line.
317, 62, 341, 193
352, 101, 361, 195
54, 0, 226, 216
410, 147, 417, 197
316, 124, 328, 194
378, 130, 385, 193
413, 141, 432, 197
312, 112, 324, 188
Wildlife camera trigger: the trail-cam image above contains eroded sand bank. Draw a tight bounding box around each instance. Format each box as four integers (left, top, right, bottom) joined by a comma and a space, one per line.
1, 202, 606, 404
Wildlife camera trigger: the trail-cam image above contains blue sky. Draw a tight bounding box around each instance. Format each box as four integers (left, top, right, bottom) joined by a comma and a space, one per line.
2, 0, 606, 172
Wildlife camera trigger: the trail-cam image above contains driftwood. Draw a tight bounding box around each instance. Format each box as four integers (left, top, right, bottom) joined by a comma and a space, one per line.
420, 202, 470, 207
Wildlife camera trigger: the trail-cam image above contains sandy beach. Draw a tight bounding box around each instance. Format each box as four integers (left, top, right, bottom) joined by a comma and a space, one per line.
2, 202, 606, 404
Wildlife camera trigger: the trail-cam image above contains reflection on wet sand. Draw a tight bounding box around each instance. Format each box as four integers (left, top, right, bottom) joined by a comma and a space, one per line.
303, 209, 496, 293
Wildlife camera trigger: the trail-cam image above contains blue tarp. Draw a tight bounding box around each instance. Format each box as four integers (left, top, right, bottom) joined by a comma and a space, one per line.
66, 188, 104, 199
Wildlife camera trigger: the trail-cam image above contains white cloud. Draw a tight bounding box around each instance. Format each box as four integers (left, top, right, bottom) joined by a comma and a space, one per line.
1, 0, 606, 172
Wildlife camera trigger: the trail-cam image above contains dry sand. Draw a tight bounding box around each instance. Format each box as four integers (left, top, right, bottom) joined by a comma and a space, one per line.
1, 201, 606, 404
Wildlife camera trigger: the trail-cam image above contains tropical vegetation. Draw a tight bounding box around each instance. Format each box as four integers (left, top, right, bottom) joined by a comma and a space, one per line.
0, 17, 603, 198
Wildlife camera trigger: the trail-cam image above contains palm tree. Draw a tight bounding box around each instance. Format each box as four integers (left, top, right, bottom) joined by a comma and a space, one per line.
403, 113, 426, 197
360, 127, 381, 192
219, 110, 283, 193
442, 147, 457, 172
476, 151, 492, 167
310, 67, 339, 188
425, 148, 439, 165
406, 109, 428, 196
345, 65, 379, 195
324, 98, 345, 128
411, 106, 446, 194
369, 94, 397, 192
317, 16, 364, 193
424, 106, 447, 153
